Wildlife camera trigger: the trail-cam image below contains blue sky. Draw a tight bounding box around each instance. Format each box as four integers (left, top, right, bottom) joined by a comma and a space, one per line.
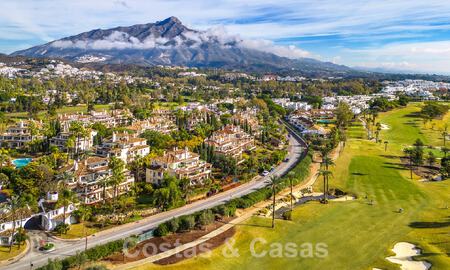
2, 0, 450, 74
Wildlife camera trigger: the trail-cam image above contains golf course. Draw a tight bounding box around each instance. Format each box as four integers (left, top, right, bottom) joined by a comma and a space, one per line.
132, 103, 449, 270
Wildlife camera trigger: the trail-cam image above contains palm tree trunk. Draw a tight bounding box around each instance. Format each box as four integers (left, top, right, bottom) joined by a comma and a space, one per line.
9, 220, 15, 252
63, 205, 66, 225
272, 185, 276, 229
290, 179, 293, 210
323, 175, 327, 201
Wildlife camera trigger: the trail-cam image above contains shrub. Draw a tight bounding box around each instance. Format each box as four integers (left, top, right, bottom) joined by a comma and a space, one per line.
54, 223, 70, 235
166, 218, 179, 233
85, 266, 109, 270
153, 223, 169, 237
282, 210, 292, 220
196, 210, 214, 228
178, 215, 196, 232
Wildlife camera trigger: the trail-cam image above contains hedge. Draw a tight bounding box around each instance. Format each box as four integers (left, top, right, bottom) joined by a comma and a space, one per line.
226, 149, 312, 210
37, 150, 312, 270
37, 239, 125, 270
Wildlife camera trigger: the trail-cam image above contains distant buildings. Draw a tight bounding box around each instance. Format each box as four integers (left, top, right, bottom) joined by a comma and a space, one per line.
381, 79, 446, 100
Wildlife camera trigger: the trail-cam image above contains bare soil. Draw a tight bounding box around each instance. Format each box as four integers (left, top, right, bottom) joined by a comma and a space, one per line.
104, 217, 233, 264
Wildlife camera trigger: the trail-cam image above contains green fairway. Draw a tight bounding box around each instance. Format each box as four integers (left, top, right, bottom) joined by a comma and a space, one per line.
132, 104, 450, 270
378, 102, 449, 152
4, 104, 111, 120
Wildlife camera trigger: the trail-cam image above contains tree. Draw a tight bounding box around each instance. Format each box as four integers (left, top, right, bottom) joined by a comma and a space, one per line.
0, 149, 11, 169
384, 141, 389, 152
442, 131, 448, 147
152, 175, 183, 210
322, 157, 335, 193
287, 172, 295, 211
2, 195, 20, 252
403, 148, 414, 179
427, 151, 436, 167
72, 251, 88, 270
318, 170, 332, 203
57, 186, 77, 228
268, 176, 279, 229
69, 121, 88, 158
335, 102, 353, 129
97, 175, 109, 204
108, 157, 126, 204
375, 122, 382, 143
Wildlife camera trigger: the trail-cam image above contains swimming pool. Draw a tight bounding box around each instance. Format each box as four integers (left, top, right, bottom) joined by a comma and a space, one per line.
12, 158, 32, 168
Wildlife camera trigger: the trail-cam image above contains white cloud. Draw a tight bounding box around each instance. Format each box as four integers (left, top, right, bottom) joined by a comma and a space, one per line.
52, 31, 170, 50
50, 27, 311, 59
348, 41, 450, 74
3, 0, 450, 73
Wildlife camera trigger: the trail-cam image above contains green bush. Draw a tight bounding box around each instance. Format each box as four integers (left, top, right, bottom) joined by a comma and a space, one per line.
282, 210, 292, 220
226, 150, 312, 210
85, 265, 109, 270
153, 223, 169, 237
37, 239, 123, 270
196, 210, 214, 228
166, 218, 180, 233
178, 215, 196, 232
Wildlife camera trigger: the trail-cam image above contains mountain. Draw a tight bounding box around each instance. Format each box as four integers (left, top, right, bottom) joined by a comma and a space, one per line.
11, 17, 353, 76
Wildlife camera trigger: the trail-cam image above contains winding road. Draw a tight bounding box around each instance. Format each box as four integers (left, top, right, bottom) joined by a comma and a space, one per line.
7, 131, 305, 270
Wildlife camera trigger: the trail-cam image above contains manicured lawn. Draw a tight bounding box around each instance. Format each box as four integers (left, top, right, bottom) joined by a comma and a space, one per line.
378, 102, 449, 152
5, 104, 110, 120
0, 244, 27, 262
130, 104, 450, 270
56, 223, 99, 239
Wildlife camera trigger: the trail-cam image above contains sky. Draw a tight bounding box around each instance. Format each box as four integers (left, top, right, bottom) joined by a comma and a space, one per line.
2, 0, 450, 74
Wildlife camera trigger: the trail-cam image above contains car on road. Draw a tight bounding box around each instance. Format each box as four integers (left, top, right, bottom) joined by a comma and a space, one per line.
262, 170, 270, 176
283, 158, 290, 162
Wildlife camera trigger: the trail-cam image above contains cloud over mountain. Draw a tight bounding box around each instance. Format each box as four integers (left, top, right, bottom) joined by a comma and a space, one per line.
11, 17, 349, 75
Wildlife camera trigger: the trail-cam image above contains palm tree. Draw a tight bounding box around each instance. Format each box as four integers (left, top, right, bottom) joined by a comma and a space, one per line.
442, 131, 448, 147
69, 121, 88, 158
97, 175, 110, 204
442, 147, 449, 158
287, 172, 295, 211
375, 122, 382, 143
0, 149, 11, 168
403, 148, 414, 179
322, 157, 335, 193
57, 185, 77, 227
384, 141, 389, 152
179, 177, 192, 202
65, 136, 75, 161
268, 176, 279, 229
2, 195, 20, 252
318, 170, 332, 203
108, 157, 125, 205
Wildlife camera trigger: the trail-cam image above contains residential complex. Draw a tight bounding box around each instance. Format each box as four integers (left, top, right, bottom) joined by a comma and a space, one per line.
146, 147, 212, 186
204, 125, 255, 163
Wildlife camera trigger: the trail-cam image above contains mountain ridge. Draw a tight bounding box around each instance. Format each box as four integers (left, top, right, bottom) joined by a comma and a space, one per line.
11, 17, 353, 76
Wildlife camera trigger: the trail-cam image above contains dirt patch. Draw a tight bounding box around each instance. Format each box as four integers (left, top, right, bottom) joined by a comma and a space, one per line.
104, 217, 233, 264
154, 227, 236, 265
399, 157, 440, 179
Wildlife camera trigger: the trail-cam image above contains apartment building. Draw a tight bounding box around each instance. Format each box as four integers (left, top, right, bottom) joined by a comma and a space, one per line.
146, 147, 212, 186
204, 125, 255, 164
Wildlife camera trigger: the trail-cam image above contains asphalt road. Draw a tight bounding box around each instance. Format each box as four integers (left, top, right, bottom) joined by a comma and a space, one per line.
8, 133, 304, 270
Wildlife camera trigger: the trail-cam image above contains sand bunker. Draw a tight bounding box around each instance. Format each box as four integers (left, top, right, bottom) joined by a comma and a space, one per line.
385, 242, 431, 270
380, 123, 390, 130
